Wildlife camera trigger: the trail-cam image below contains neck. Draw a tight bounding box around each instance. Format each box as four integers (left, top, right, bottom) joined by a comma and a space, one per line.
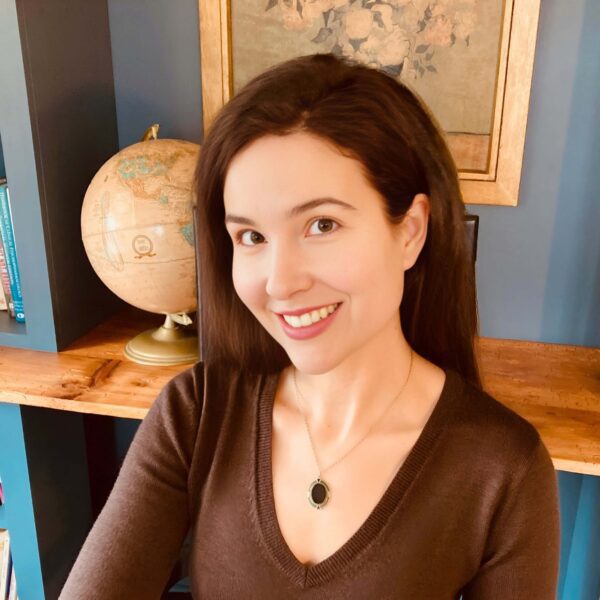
288, 322, 416, 446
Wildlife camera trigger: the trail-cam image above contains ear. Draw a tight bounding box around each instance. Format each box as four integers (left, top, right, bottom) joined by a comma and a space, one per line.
397, 193, 430, 271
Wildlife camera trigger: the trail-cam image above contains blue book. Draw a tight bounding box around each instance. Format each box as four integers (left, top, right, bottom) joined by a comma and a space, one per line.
0, 184, 25, 323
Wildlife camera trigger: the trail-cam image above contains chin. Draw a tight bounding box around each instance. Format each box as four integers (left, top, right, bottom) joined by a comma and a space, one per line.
261, 316, 347, 374
282, 347, 342, 375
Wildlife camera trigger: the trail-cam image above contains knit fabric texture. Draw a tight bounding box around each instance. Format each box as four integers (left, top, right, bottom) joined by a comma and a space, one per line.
60, 361, 560, 599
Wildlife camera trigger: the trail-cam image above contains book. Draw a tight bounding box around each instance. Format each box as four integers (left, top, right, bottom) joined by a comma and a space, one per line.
0, 233, 5, 309
7, 557, 17, 600
0, 530, 10, 600
0, 237, 15, 316
0, 184, 25, 323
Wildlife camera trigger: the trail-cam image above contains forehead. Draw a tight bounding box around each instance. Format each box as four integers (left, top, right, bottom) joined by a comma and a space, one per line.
223, 132, 376, 214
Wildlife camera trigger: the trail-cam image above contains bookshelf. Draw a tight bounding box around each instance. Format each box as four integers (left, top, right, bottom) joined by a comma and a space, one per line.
0, 1, 139, 597
0, 0, 125, 352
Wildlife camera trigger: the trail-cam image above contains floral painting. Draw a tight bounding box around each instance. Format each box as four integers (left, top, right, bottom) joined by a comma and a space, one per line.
264, 0, 478, 80
230, 0, 505, 172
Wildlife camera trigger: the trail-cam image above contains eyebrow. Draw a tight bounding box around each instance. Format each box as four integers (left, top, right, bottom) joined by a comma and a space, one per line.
224, 197, 357, 226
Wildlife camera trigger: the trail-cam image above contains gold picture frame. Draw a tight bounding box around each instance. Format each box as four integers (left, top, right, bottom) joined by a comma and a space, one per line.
198, 0, 541, 206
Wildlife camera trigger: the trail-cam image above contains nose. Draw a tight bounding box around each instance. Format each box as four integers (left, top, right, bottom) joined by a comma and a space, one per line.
265, 240, 312, 300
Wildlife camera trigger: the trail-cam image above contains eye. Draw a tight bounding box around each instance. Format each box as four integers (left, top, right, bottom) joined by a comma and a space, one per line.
309, 217, 339, 235
233, 218, 338, 246
236, 230, 265, 246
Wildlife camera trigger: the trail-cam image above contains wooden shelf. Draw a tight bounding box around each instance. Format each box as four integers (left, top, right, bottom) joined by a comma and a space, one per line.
476, 338, 600, 476
0, 310, 598, 475
0, 307, 192, 419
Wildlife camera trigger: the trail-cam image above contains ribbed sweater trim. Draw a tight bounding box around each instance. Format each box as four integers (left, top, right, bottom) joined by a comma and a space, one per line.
255, 367, 462, 588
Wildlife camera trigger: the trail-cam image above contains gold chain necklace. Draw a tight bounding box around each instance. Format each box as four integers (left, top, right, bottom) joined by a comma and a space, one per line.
291, 350, 414, 509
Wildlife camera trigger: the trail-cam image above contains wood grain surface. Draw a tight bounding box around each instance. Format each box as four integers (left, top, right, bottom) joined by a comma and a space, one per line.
477, 338, 600, 475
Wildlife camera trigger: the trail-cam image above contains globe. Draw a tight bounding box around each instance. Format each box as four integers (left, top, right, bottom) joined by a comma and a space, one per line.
81, 133, 201, 365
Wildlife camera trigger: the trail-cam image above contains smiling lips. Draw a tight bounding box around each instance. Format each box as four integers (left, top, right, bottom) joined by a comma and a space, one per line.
276, 303, 342, 340
280, 303, 340, 328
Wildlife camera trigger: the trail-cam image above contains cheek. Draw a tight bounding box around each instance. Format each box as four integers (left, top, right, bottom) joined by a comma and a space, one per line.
231, 259, 264, 312
353, 247, 405, 306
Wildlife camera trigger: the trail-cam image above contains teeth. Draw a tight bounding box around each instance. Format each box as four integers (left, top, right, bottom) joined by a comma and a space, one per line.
282, 304, 339, 328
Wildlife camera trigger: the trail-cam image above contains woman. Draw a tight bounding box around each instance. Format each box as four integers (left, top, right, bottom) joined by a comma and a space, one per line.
61, 54, 560, 599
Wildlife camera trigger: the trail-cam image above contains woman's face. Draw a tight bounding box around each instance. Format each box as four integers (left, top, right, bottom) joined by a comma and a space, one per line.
223, 131, 424, 374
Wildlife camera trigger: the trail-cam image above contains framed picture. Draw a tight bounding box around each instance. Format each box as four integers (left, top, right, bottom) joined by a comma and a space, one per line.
198, 0, 541, 206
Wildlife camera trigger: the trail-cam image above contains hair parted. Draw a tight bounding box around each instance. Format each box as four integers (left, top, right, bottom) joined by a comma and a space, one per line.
194, 52, 481, 388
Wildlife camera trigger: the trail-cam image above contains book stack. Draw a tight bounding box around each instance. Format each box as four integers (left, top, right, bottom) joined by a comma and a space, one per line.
0, 529, 18, 600
0, 179, 25, 323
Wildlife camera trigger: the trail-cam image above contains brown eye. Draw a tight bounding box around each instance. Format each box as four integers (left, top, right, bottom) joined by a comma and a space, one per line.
308, 218, 339, 236
239, 230, 265, 246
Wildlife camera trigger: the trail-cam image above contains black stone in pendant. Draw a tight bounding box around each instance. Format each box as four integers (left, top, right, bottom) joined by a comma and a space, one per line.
308, 478, 330, 509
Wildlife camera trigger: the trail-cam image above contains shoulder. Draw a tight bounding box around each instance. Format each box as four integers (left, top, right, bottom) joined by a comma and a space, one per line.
158, 360, 275, 414
151, 361, 205, 417
161, 361, 205, 397
445, 369, 547, 476
140, 362, 205, 430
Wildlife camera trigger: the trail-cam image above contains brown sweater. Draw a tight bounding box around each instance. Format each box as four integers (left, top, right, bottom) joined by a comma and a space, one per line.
60, 362, 560, 599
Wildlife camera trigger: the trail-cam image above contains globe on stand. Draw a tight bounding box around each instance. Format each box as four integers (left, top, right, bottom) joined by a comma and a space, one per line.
81, 124, 201, 365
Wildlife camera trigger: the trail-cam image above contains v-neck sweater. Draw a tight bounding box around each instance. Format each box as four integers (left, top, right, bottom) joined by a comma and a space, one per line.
61, 360, 560, 599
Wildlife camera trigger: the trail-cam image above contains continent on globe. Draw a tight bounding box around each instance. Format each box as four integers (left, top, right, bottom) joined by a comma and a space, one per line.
81, 138, 201, 316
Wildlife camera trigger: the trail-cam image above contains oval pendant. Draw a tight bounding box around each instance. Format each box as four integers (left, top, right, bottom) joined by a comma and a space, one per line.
308, 478, 330, 509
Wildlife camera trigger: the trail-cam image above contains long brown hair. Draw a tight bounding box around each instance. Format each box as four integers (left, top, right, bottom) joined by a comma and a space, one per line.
195, 53, 481, 388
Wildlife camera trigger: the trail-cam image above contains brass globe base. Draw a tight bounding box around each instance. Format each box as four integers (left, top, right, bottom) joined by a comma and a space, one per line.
124, 314, 199, 366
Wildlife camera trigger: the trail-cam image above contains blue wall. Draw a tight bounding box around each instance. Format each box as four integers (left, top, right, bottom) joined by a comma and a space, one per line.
474, 0, 600, 348
107, 0, 202, 147
106, 0, 600, 597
